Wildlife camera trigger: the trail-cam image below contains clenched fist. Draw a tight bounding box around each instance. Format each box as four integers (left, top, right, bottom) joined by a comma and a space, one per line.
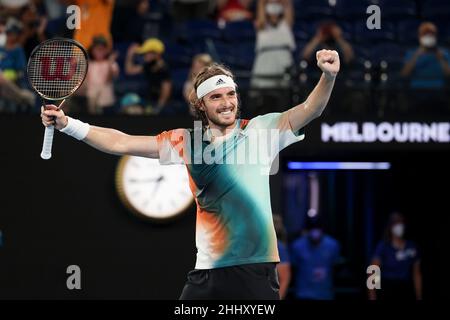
316, 49, 340, 79
40, 104, 68, 130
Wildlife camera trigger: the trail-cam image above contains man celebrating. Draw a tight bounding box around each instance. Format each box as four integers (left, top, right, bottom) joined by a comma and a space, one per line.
41, 49, 340, 299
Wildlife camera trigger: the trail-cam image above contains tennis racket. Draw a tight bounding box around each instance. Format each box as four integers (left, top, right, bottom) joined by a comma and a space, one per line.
27, 38, 88, 160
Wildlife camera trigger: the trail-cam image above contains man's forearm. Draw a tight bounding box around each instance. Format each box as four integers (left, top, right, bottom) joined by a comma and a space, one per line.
287, 49, 339, 132
305, 73, 336, 116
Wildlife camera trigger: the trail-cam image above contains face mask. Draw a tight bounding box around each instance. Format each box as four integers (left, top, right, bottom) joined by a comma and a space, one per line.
391, 223, 404, 238
420, 35, 436, 48
266, 3, 283, 16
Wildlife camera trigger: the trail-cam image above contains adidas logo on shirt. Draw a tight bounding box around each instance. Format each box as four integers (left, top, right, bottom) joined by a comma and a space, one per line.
216, 78, 225, 85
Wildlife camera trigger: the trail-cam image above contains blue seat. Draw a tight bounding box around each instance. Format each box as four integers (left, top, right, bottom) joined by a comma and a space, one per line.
295, 0, 337, 21
293, 21, 313, 42
335, 0, 375, 21
421, 0, 450, 19
213, 40, 255, 71
223, 20, 256, 43
179, 19, 223, 44
170, 67, 190, 101
397, 20, 421, 45
436, 21, 450, 46
370, 43, 406, 65
379, 0, 417, 19
164, 42, 193, 68
353, 21, 396, 44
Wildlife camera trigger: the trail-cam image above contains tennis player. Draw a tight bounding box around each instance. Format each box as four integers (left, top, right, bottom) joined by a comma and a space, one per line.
41, 49, 340, 299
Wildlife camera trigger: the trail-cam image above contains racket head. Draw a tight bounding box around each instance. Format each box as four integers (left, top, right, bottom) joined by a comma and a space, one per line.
27, 38, 88, 101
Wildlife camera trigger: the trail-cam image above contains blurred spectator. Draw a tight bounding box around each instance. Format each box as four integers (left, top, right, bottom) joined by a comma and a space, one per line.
401, 22, 450, 89
216, 0, 253, 23
72, 0, 115, 50
273, 214, 291, 300
42, 0, 67, 38
368, 212, 422, 300
290, 217, 340, 300
125, 38, 172, 114
112, 0, 153, 43
0, 18, 27, 83
0, 15, 6, 47
251, 0, 295, 89
84, 35, 119, 114
183, 53, 213, 116
119, 92, 145, 115
0, 0, 30, 16
0, 18, 35, 111
302, 21, 354, 65
19, 2, 48, 57
171, 0, 211, 23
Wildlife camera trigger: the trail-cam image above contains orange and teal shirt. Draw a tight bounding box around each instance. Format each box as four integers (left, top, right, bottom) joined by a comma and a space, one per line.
156, 112, 305, 269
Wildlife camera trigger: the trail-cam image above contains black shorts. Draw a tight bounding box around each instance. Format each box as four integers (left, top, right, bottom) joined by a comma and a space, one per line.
179, 262, 280, 300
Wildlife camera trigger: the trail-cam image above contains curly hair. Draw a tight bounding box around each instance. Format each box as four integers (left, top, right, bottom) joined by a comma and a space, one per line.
188, 63, 240, 127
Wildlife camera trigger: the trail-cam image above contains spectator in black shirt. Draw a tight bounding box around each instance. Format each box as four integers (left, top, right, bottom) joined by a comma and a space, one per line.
125, 38, 172, 114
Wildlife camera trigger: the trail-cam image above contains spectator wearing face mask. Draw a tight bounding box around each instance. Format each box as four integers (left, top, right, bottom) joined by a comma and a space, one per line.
251, 0, 295, 89
401, 22, 450, 89
289, 217, 340, 300
368, 212, 422, 300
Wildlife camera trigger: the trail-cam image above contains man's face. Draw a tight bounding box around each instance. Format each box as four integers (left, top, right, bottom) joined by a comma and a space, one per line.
143, 51, 158, 62
200, 87, 238, 128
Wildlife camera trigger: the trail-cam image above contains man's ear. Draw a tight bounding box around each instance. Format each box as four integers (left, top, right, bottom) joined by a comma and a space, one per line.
198, 100, 205, 111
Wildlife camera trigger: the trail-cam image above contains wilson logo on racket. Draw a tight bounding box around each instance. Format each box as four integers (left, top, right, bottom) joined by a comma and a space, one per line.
40, 56, 78, 81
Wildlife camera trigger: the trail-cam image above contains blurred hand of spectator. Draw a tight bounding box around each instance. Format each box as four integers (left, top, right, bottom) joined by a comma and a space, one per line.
302, 22, 354, 65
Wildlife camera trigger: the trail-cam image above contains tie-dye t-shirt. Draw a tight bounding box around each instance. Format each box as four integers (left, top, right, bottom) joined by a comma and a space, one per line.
156, 112, 305, 269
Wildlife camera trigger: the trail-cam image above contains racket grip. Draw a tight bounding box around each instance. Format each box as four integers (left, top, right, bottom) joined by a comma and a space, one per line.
41, 126, 54, 160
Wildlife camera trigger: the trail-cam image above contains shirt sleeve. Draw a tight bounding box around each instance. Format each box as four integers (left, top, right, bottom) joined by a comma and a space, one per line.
156, 129, 188, 165
248, 112, 305, 160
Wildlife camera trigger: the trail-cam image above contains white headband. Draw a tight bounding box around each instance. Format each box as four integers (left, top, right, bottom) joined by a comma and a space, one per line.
196, 75, 236, 99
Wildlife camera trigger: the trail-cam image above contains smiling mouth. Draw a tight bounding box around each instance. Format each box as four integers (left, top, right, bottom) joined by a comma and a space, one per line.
219, 108, 234, 115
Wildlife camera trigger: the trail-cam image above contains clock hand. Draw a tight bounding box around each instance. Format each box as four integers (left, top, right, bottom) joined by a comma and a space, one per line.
151, 176, 164, 196
129, 177, 161, 183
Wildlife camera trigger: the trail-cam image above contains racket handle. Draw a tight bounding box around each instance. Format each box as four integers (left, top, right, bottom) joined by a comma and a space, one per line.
41, 126, 54, 160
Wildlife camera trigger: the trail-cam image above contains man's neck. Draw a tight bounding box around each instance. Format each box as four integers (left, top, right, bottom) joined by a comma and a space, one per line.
207, 121, 238, 138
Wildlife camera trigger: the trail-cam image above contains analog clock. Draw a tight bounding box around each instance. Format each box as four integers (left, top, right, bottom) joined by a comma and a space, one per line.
116, 156, 193, 222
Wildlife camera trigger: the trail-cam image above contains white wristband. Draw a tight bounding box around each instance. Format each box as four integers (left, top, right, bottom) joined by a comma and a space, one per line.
59, 116, 90, 140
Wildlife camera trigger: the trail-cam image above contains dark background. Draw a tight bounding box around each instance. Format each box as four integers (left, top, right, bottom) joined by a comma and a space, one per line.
0, 115, 448, 299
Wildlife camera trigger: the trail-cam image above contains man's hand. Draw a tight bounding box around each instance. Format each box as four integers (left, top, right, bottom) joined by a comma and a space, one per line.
41, 104, 68, 130
316, 49, 340, 79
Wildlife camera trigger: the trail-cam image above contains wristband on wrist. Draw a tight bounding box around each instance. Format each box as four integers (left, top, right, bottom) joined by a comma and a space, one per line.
59, 116, 90, 140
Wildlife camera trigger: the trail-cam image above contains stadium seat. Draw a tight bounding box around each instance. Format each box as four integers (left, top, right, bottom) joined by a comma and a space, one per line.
223, 20, 256, 43
179, 19, 223, 44
335, 0, 376, 21
295, 0, 337, 21
397, 20, 421, 45
379, 0, 417, 19
353, 21, 396, 44
421, 0, 450, 20
164, 42, 194, 69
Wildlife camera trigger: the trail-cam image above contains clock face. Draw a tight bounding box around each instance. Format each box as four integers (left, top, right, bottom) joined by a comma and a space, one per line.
116, 156, 194, 221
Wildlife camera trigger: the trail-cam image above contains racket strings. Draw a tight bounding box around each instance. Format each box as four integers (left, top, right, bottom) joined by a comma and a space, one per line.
28, 40, 87, 100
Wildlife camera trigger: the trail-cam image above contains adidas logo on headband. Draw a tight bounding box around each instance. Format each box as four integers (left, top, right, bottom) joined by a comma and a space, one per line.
197, 75, 237, 99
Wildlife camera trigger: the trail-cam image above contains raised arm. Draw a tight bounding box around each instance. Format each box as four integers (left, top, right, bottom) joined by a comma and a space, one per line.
41, 105, 159, 158
287, 49, 340, 133
254, 0, 267, 31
